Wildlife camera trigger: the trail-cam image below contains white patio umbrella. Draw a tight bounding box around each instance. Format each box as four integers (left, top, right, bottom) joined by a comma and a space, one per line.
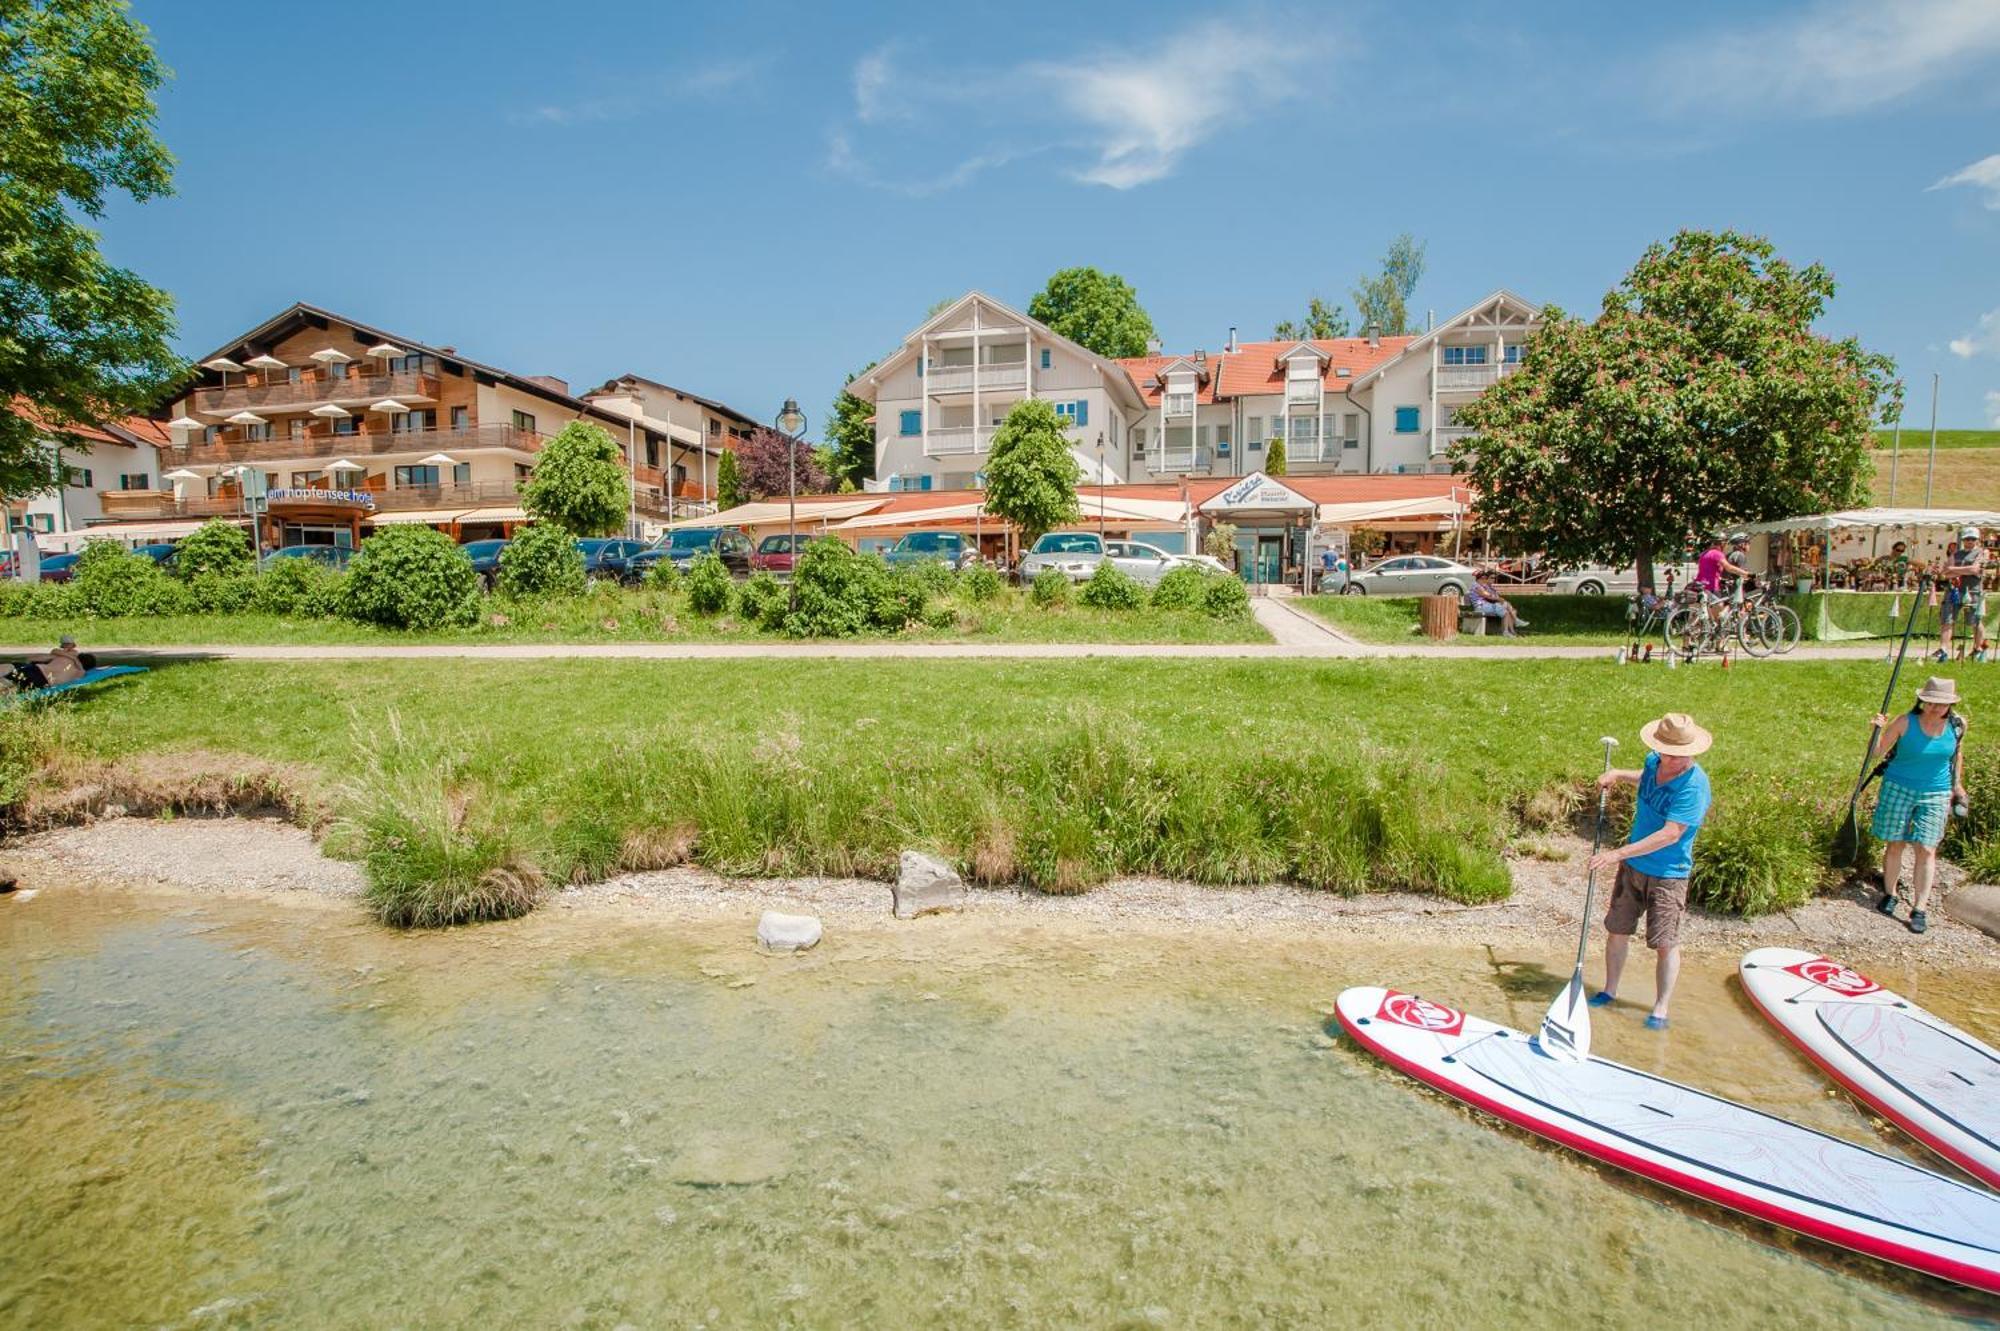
167, 415, 203, 431
326, 459, 362, 478
416, 453, 459, 467
308, 348, 351, 365
162, 468, 202, 482
201, 356, 244, 387
369, 399, 408, 414
364, 343, 404, 359
225, 411, 267, 426
245, 354, 288, 371
310, 404, 351, 426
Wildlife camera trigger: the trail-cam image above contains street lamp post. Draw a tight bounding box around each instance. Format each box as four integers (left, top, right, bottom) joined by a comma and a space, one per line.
776, 397, 808, 609
1095, 431, 1105, 541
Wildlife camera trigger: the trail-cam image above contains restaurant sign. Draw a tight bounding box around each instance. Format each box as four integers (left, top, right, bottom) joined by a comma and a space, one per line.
267, 488, 376, 510
1204, 472, 1310, 512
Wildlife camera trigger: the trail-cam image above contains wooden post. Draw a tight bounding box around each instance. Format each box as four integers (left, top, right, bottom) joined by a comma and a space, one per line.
1419, 594, 1459, 640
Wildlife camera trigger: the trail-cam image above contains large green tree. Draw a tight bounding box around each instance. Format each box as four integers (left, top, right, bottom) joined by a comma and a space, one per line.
1026, 267, 1156, 359
1351, 233, 1426, 337
982, 399, 1080, 545
824, 365, 876, 489
520, 421, 628, 535
1, 0, 181, 497
1273, 298, 1349, 341
1452, 229, 1901, 586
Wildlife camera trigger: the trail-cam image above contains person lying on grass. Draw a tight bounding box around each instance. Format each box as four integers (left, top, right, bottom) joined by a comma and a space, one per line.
1469, 570, 1527, 637
1871, 676, 1968, 937
1584, 712, 1714, 1030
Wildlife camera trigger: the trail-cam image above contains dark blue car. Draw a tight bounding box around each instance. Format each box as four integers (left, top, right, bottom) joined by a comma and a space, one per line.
577, 538, 649, 581
459, 539, 509, 587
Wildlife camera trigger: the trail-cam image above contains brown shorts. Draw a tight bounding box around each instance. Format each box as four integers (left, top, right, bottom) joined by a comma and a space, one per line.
1604, 863, 1689, 950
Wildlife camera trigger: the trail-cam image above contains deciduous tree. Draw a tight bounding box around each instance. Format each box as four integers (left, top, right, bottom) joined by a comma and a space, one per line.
1351, 234, 1427, 337
1273, 298, 1350, 341
1027, 268, 1156, 359
982, 399, 1080, 545
520, 421, 628, 536
824, 366, 876, 489
1, 0, 182, 498
736, 426, 830, 500
1452, 229, 1900, 587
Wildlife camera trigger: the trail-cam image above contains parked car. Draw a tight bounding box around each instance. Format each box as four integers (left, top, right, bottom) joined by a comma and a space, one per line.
751, 533, 806, 577
459, 538, 509, 587
882, 531, 974, 570
577, 538, 650, 581
36, 552, 80, 583
1545, 562, 1700, 596
624, 527, 753, 581
132, 543, 180, 568
260, 544, 355, 571
1341, 555, 1479, 598
1173, 553, 1234, 579
1017, 532, 1106, 582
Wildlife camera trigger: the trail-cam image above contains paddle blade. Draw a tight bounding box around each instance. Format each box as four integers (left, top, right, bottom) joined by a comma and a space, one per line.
1831, 808, 1863, 869
1538, 972, 1591, 1063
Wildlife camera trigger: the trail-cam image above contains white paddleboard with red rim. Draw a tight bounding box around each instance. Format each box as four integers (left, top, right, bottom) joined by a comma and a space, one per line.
1740, 947, 1999, 1190
1335, 986, 2000, 1295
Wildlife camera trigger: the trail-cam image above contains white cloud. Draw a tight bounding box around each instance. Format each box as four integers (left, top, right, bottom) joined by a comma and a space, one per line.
1986, 390, 2000, 427
1932, 153, 2000, 209
1652, 0, 2000, 116
514, 58, 767, 127
1950, 307, 2000, 359
829, 18, 1331, 193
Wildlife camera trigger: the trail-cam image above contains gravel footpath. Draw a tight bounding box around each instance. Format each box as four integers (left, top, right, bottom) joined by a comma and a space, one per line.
3, 817, 1994, 968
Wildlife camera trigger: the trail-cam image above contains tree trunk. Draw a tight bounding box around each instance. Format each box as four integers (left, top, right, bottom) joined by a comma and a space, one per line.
1634, 535, 1655, 595
1419, 595, 1459, 640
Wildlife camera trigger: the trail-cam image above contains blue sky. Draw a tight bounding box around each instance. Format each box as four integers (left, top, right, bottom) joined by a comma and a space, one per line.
105, 0, 2000, 431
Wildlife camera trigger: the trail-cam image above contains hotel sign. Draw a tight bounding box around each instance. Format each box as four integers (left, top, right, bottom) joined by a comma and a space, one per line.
267, 488, 376, 510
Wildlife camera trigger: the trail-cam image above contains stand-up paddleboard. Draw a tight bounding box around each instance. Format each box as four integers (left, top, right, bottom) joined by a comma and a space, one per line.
1740, 948, 1998, 1190
1336, 986, 2000, 1295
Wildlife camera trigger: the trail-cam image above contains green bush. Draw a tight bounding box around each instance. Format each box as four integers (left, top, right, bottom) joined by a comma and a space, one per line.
685, 551, 732, 615
187, 572, 255, 614
253, 557, 346, 618
1203, 574, 1251, 620
1078, 559, 1143, 610
961, 563, 1003, 603
781, 539, 878, 637
172, 520, 254, 581
1029, 567, 1070, 607
1688, 786, 1832, 916
645, 556, 681, 591
1943, 746, 2000, 881
1149, 564, 1208, 611
902, 557, 957, 599
497, 523, 586, 599
71, 541, 189, 617
737, 570, 786, 626
342, 526, 479, 630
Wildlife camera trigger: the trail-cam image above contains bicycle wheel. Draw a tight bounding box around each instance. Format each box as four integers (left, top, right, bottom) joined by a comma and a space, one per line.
1664, 606, 1702, 657
1767, 604, 1802, 654
1737, 609, 1773, 658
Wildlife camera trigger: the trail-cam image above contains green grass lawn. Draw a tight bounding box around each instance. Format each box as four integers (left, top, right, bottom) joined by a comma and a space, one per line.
1871, 428, 2000, 451
1298, 593, 1633, 646
0, 585, 1266, 648
1868, 447, 2000, 510
19, 654, 1999, 922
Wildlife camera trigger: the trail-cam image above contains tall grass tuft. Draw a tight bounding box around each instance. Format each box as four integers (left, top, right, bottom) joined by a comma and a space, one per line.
1688, 783, 1835, 916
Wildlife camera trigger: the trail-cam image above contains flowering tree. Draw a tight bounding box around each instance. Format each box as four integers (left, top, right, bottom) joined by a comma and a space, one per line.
1452, 230, 1900, 586
735, 427, 830, 500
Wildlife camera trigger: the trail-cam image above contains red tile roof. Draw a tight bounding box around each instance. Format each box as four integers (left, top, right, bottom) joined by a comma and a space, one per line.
7, 399, 166, 448
1118, 336, 1416, 405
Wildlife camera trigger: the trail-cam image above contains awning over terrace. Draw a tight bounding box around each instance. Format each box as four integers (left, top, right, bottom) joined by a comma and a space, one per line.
832, 494, 1192, 532
60, 517, 243, 547
655, 499, 887, 530
366, 508, 481, 525
1739, 507, 2000, 533
1313, 495, 1469, 530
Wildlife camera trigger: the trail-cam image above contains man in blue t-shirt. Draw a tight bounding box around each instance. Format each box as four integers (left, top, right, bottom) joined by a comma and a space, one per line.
1583, 712, 1713, 1030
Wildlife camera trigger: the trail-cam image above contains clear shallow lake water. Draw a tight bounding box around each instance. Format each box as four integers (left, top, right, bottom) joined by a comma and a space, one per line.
2, 889, 1997, 1329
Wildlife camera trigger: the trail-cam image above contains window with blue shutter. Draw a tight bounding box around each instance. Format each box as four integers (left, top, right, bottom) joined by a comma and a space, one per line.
899, 410, 921, 436
1040, 349, 1051, 369
1394, 406, 1420, 433
920, 475, 933, 491
1075, 399, 1088, 426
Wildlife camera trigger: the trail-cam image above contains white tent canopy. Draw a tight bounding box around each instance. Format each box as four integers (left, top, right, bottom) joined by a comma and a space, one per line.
1314, 495, 1469, 526
1739, 507, 2000, 534
835, 502, 988, 532
654, 499, 886, 531
1076, 494, 1189, 523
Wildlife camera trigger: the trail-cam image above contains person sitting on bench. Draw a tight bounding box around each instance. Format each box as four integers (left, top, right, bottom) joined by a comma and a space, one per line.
1470, 571, 1526, 638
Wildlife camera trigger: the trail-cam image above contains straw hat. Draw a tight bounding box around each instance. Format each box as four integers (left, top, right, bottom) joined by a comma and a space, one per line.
1639, 712, 1712, 757
1915, 676, 1961, 706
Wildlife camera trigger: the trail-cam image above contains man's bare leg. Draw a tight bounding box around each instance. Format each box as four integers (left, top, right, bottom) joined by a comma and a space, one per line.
1601, 931, 1632, 998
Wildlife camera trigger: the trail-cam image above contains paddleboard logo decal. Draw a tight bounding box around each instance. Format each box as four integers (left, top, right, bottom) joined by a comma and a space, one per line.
1785, 957, 1880, 996
1377, 991, 1465, 1036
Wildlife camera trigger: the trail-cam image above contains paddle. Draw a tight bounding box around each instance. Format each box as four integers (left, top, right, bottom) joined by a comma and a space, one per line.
1538, 736, 1620, 1063
1831, 578, 1926, 868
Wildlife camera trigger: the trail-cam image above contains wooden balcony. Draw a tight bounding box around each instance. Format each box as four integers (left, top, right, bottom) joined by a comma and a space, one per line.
194, 370, 439, 415
163, 424, 546, 469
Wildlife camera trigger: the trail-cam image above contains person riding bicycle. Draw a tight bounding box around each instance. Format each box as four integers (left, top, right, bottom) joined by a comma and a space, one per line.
1937, 526, 1987, 664
1696, 533, 1755, 626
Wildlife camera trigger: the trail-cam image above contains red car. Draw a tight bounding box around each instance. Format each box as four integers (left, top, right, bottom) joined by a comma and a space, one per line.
751, 533, 805, 576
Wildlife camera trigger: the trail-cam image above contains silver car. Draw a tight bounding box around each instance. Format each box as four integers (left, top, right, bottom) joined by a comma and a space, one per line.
1342, 554, 1478, 597
1546, 562, 1699, 596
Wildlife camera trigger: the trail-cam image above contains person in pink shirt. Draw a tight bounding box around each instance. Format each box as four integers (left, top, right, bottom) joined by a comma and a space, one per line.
1696, 533, 1754, 626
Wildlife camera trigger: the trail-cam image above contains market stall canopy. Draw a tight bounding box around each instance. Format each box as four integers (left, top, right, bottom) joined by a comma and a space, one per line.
1314, 495, 1469, 525
1740, 507, 2000, 533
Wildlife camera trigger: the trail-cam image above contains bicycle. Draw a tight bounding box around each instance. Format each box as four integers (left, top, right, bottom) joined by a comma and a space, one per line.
1664, 584, 1767, 659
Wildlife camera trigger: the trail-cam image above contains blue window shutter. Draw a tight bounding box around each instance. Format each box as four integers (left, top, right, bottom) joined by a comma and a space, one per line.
1076, 399, 1088, 426
900, 410, 921, 436
1395, 406, 1420, 433
1040, 349, 1051, 369
920, 474, 933, 491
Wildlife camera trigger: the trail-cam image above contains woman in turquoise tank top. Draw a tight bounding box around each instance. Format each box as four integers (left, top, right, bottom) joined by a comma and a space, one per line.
1869, 676, 1968, 934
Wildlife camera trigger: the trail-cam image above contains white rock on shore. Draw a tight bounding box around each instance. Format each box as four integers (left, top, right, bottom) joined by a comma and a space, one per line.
894, 849, 966, 920
756, 910, 822, 952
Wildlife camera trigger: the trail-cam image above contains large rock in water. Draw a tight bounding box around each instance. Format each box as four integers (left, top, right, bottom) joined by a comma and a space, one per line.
895, 850, 966, 920
757, 910, 821, 952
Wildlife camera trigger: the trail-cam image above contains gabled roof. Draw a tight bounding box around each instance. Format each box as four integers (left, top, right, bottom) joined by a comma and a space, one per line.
1119, 336, 1411, 405
854, 290, 1149, 414
1347, 290, 1542, 389
1119, 354, 1221, 406
1276, 341, 1330, 364
582, 373, 760, 432
8, 399, 169, 449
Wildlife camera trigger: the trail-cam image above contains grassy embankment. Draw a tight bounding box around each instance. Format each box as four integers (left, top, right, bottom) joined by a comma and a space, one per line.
0, 583, 1268, 648
1867, 430, 2000, 509
5, 656, 1996, 927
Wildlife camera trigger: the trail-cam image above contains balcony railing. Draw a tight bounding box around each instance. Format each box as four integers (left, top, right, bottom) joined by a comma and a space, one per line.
194, 370, 440, 415
926, 362, 1028, 393
1285, 379, 1321, 404
1435, 361, 1520, 392
924, 425, 995, 457
1145, 447, 1214, 473
164, 424, 546, 468
1433, 424, 1476, 454
1283, 439, 1357, 464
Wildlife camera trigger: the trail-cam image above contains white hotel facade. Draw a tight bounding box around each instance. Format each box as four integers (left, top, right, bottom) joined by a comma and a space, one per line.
856, 290, 1542, 492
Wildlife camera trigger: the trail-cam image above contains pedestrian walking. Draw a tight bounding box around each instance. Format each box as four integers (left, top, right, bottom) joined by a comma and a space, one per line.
1871, 676, 1969, 935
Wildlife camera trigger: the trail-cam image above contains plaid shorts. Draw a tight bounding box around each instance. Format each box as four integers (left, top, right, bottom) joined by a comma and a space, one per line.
1872, 779, 1949, 848
1942, 585, 1985, 625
